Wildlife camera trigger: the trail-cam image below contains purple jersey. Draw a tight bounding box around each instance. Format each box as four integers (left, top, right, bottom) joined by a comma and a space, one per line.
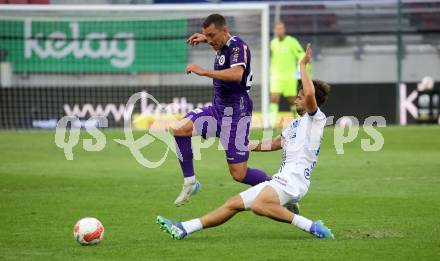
213, 36, 253, 114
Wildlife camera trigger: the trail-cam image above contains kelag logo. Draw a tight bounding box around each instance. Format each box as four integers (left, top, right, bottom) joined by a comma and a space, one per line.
24, 19, 135, 68
0, 18, 187, 73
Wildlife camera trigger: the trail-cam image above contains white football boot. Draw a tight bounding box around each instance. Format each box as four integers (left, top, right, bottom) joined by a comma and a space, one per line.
174, 180, 201, 206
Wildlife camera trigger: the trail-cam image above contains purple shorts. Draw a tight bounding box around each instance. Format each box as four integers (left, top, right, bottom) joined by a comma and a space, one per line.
184, 105, 252, 164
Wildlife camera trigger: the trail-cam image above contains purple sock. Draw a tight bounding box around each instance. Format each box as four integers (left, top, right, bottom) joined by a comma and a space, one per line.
242, 168, 272, 186
174, 136, 194, 178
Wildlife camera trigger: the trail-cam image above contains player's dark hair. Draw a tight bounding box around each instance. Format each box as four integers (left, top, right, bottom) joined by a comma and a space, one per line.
203, 14, 227, 29
298, 80, 331, 107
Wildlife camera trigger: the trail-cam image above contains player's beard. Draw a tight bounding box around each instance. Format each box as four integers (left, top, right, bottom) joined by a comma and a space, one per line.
211, 44, 221, 51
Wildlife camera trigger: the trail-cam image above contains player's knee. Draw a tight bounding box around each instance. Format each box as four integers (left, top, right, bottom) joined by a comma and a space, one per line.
171, 120, 193, 136
250, 202, 266, 216
231, 172, 243, 182
224, 196, 244, 211
229, 169, 245, 182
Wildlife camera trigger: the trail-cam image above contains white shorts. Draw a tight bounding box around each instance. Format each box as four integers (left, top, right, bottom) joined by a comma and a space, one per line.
239, 180, 302, 210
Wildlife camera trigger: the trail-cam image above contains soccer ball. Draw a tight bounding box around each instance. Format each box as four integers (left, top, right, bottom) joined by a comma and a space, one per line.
73, 217, 105, 245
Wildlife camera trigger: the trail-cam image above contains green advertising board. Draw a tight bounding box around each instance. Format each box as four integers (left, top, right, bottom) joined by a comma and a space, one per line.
0, 19, 188, 73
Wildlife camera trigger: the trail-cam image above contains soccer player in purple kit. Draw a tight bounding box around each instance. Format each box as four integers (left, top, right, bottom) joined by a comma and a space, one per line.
172, 14, 272, 206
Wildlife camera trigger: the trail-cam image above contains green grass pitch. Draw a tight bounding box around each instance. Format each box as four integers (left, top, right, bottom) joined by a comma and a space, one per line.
0, 126, 439, 260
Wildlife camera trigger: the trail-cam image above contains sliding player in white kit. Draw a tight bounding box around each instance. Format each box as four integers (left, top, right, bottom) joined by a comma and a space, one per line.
157, 44, 334, 239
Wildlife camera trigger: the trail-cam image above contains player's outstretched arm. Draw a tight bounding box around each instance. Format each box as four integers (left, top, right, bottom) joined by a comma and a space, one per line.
251, 136, 282, 152
187, 33, 207, 46
204, 66, 244, 82
300, 43, 318, 114
186, 64, 244, 82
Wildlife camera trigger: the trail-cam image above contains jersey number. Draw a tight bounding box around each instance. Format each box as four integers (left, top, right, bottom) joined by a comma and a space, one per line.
246, 69, 253, 90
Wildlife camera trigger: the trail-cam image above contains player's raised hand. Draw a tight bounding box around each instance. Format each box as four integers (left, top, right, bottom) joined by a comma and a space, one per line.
186, 63, 207, 76
300, 43, 312, 65
186, 33, 207, 46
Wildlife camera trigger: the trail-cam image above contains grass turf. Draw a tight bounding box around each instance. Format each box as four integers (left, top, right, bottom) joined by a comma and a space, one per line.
0, 126, 439, 260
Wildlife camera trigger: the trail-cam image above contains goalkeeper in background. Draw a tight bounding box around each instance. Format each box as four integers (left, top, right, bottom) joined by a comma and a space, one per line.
270, 21, 312, 127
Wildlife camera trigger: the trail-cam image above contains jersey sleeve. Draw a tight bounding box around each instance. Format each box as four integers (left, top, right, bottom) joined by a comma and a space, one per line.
290, 37, 305, 59
229, 41, 247, 69
280, 125, 288, 147
270, 39, 275, 51
308, 108, 326, 151
281, 127, 286, 138
270, 39, 274, 62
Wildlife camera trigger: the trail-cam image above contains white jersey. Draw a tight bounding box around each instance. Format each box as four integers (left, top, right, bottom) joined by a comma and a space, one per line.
272, 108, 326, 197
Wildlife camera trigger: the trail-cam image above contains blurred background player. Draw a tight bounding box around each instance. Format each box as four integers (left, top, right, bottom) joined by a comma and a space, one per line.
269, 21, 312, 127
172, 14, 272, 206
157, 44, 334, 240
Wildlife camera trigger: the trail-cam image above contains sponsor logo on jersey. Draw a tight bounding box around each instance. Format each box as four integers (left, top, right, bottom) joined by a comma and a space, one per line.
218, 55, 225, 65
304, 168, 311, 180
274, 175, 288, 186
232, 47, 240, 63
